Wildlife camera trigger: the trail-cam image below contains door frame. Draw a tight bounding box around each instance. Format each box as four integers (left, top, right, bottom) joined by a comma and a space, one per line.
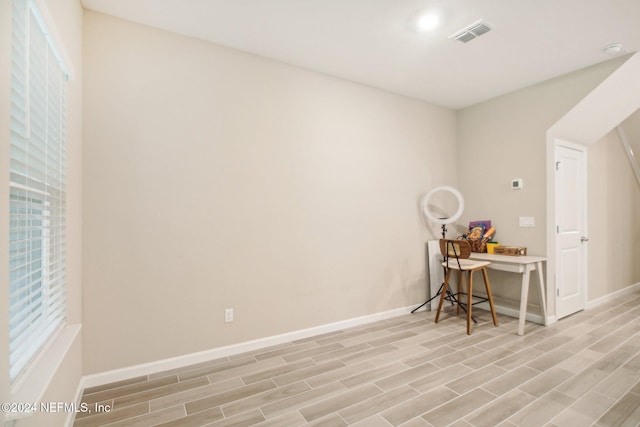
555, 140, 588, 318
546, 136, 588, 324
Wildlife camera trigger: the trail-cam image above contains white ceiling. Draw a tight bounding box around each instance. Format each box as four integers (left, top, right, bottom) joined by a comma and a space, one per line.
80, 0, 640, 109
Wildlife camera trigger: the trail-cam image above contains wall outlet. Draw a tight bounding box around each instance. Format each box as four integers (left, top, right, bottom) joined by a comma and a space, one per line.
511, 178, 523, 190
224, 308, 234, 323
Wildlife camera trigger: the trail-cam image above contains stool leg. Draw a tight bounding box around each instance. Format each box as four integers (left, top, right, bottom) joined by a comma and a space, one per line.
481, 267, 498, 326
435, 268, 452, 323
467, 270, 473, 335
456, 270, 463, 314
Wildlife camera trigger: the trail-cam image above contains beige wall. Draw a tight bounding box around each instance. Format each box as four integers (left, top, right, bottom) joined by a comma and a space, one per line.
457, 57, 636, 306
82, 11, 457, 374
0, 0, 83, 425
587, 115, 640, 300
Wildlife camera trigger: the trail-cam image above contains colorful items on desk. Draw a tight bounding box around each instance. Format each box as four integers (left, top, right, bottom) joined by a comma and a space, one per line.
486, 242, 500, 254
463, 220, 528, 255
463, 221, 496, 253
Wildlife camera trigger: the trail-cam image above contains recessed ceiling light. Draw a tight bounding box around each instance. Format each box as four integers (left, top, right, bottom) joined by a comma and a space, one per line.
603, 43, 624, 55
417, 13, 439, 31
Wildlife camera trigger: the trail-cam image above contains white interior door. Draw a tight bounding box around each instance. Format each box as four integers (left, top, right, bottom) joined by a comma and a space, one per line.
555, 142, 587, 319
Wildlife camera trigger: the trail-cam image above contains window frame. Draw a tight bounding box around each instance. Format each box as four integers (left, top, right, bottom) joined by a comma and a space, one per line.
9, 0, 69, 386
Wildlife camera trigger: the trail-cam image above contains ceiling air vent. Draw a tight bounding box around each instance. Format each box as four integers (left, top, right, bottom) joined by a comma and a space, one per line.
450, 20, 492, 43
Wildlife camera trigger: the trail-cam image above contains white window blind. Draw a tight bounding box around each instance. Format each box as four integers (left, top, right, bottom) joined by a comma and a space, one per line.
9, 0, 68, 383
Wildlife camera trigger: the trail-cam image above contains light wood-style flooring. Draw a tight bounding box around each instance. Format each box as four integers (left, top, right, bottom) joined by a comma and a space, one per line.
74, 288, 640, 426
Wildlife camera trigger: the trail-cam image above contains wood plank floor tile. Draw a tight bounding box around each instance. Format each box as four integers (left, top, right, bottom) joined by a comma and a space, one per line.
206, 356, 286, 384
365, 318, 411, 333
178, 356, 257, 381
593, 367, 640, 400
482, 365, 540, 396
149, 377, 244, 412
464, 389, 536, 427
311, 343, 372, 363
445, 364, 507, 395
549, 390, 617, 426
305, 361, 376, 388
421, 388, 496, 427
297, 329, 349, 343
252, 410, 307, 426
374, 362, 439, 391
272, 360, 345, 386
595, 390, 640, 427
154, 406, 224, 427
185, 380, 277, 414
338, 385, 418, 424
554, 348, 603, 374
282, 343, 346, 362
241, 359, 316, 385
350, 414, 399, 427
366, 331, 418, 348
339, 344, 398, 365
73, 288, 640, 427
150, 357, 233, 381
380, 386, 459, 426
113, 377, 210, 410
408, 363, 473, 394
254, 341, 318, 361
299, 384, 382, 422
505, 390, 575, 427
260, 382, 346, 419
201, 409, 264, 427
461, 346, 514, 370
307, 414, 348, 427
81, 376, 179, 405
312, 329, 371, 346
83, 376, 149, 395
101, 405, 185, 427
339, 361, 406, 389
369, 343, 434, 366
221, 381, 311, 418
402, 344, 453, 367
525, 348, 574, 372
73, 402, 149, 427
517, 367, 574, 397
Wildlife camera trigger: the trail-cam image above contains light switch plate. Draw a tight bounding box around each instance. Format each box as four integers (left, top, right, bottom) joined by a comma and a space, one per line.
519, 216, 535, 227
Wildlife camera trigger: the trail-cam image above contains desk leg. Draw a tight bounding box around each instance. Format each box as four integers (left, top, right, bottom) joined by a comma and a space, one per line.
518, 268, 531, 336
536, 261, 547, 324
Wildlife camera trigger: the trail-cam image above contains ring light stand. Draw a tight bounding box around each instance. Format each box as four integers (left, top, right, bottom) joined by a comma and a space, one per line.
412, 186, 465, 314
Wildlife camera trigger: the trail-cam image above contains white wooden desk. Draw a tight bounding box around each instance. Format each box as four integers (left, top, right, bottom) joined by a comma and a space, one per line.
468, 253, 547, 336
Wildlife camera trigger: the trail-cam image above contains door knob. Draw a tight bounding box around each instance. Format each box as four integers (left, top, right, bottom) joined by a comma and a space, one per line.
580, 236, 589, 242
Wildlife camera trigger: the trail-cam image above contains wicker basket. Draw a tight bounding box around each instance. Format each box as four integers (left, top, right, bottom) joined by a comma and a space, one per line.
468, 238, 487, 253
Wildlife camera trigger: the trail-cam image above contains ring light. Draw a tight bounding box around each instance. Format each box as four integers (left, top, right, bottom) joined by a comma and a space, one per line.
422, 186, 464, 225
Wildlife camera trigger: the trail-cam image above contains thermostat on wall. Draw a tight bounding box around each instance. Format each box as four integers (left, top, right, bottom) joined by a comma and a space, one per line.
511, 178, 523, 190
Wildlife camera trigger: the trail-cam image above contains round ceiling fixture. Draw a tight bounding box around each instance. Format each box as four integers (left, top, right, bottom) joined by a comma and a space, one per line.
422, 186, 464, 225
603, 43, 624, 55
417, 13, 440, 31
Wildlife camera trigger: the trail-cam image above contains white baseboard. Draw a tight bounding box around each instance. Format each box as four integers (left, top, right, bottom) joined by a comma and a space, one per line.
86, 281, 624, 394
586, 282, 640, 310
474, 302, 545, 325
495, 304, 544, 325
545, 315, 558, 326
64, 282, 640, 424
80, 305, 418, 390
